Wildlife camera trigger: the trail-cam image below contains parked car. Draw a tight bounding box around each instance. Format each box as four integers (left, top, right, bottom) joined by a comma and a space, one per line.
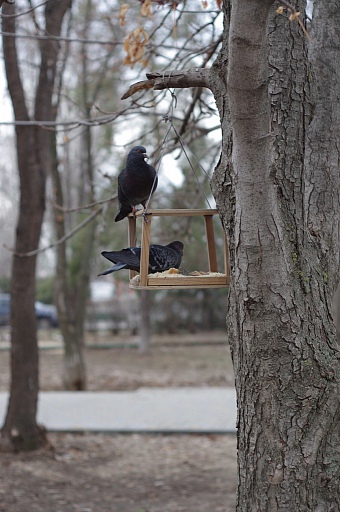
35, 301, 58, 328
0, 293, 58, 328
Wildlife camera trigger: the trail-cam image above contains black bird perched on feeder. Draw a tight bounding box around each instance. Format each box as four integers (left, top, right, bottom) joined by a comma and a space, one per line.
115, 145, 158, 222
98, 241, 184, 276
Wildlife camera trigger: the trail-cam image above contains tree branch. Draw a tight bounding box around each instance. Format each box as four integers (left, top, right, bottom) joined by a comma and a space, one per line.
5, 203, 106, 258
121, 68, 211, 100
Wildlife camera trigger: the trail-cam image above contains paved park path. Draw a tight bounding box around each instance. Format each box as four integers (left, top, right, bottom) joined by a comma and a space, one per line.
0, 387, 237, 433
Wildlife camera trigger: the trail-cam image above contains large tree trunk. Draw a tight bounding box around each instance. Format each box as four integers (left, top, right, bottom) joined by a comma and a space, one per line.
1, 0, 72, 451
210, 0, 340, 508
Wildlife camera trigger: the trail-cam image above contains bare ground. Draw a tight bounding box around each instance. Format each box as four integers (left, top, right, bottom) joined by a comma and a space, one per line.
0, 331, 237, 512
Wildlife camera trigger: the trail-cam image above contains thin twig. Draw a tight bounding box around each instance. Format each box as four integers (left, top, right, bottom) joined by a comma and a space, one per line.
4, 203, 109, 258
0, 0, 50, 18
51, 193, 117, 213
0, 30, 122, 45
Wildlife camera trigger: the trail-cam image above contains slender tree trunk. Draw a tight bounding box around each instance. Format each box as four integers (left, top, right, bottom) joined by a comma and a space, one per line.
1, 132, 45, 451
50, 134, 87, 390
51, 0, 97, 390
1, 0, 72, 451
50, 119, 91, 391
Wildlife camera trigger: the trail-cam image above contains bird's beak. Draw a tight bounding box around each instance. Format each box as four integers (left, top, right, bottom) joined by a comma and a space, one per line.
144, 153, 149, 160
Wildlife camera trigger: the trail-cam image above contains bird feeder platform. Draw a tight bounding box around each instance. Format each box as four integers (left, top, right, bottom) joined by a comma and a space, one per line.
128, 209, 230, 290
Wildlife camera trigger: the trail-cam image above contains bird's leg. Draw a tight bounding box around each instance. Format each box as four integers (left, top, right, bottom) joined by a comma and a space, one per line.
130, 206, 141, 219
142, 211, 152, 223
141, 201, 150, 223
142, 212, 149, 223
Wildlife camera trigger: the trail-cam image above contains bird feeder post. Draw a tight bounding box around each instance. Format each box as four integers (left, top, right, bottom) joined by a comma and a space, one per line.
128, 216, 138, 280
204, 214, 218, 272
139, 214, 152, 286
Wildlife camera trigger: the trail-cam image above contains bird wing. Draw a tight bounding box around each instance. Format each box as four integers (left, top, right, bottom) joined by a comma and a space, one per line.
122, 159, 157, 206
148, 244, 182, 273
140, 170, 158, 208
101, 248, 141, 272
115, 169, 133, 222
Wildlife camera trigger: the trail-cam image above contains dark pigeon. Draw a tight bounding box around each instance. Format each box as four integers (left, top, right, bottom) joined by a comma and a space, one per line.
98, 241, 184, 276
115, 145, 158, 222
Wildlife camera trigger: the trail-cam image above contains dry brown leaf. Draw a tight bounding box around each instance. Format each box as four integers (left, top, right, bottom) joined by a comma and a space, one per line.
140, 58, 149, 68
202, 0, 208, 8
123, 27, 150, 68
276, 6, 284, 14
117, 3, 130, 27
140, 0, 152, 18
216, 0, 222, 8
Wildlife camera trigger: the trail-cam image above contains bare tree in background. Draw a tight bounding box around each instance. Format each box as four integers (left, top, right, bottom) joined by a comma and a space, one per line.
0, 0, 72, 451
0, 0, 222, 447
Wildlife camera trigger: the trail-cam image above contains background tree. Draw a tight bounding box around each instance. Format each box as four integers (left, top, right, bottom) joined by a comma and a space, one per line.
0, 0, 224, 449
48, 0, 126, 387
51, 0, 98, 390
0, 0, 72, 451
0, 133, 18, 279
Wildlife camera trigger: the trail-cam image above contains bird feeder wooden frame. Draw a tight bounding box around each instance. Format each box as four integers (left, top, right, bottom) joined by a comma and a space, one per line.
128, 209, 230, 290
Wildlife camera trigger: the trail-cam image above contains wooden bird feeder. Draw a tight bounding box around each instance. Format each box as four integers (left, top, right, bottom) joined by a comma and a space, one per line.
128, 209, 230, 290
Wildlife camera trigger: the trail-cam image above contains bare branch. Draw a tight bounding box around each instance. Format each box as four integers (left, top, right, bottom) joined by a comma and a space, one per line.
121, 78, 157, 100
146, 68, 211, 89
51, 193, 117, 213
121, 68, 211, 100
0, 0, 50, 18
0, 30, 122, 46
4, 199, 114, 258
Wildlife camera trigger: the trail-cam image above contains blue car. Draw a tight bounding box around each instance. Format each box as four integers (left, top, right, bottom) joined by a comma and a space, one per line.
0, 293, 58, 328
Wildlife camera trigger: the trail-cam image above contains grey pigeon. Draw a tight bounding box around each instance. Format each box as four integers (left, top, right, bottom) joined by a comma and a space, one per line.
115, 145, 158, 222
98, 241, 184, 276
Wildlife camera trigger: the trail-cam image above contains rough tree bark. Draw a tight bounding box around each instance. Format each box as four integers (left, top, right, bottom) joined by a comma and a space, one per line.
1, 0, 72, 451
123, 0, 340, 508
214, 0, 340, 509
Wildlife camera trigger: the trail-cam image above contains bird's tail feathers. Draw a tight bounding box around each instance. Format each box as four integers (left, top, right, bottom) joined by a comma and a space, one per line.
98, 262, 127, 276
115, 207, 132, 222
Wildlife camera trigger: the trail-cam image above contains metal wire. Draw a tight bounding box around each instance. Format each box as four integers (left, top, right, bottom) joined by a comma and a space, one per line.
144, 90, 213, 219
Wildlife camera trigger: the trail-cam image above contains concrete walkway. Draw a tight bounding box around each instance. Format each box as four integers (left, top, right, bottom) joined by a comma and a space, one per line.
0, 387, 237, 433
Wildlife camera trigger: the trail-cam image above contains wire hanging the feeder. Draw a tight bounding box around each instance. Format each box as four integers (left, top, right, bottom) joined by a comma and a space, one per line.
127, 105, 230, 290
